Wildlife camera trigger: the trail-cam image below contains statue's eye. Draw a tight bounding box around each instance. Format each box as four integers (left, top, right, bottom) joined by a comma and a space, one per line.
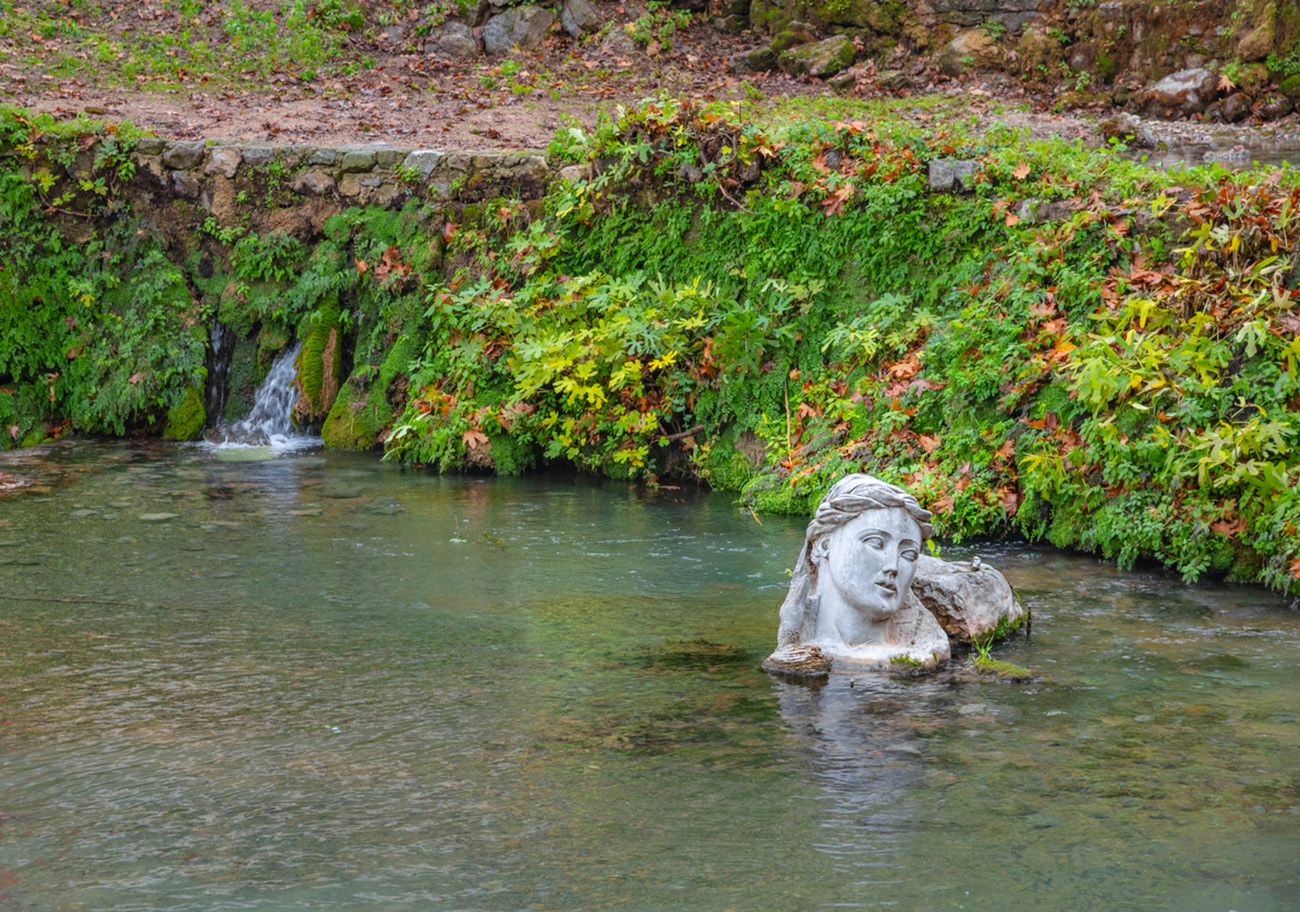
900, 548, 919, 562
861, 534, 885, 548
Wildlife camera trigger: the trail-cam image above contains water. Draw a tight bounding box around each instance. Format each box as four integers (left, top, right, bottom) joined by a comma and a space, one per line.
202, 343, 316, 454
2, 440, 1298, 911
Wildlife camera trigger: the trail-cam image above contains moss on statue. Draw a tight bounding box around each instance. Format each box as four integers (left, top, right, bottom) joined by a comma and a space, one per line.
162, 384, 206, 440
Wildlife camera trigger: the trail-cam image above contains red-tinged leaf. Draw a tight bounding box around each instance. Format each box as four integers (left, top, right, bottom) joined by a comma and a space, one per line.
1001, 487, 1021, 517
821, 182, 855, 216
462, 428, 489, 450
442, 222, 458, 242
128, 372, 144, 385
918, 434, 940, 453
1005, 212, 1020, 227
1211, 517, 1247, 538
355, 258, 369, 274
932, 494, 955, 514
1012, 161, 1031, 180
995, 439, 1015, 460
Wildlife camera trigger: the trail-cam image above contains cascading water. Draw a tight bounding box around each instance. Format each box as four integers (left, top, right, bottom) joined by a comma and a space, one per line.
203, 342, 316, 451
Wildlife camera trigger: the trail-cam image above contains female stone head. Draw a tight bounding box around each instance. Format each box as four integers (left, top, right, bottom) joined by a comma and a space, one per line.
777, 474, 933, 648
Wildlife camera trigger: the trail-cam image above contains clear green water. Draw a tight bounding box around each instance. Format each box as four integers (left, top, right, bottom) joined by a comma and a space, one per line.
2, 440, 1298, 911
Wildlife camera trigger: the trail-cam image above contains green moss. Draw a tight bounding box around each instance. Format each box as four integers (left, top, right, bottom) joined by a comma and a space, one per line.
321, 380, 388, 450
973, 656, 1036, 681
486, 432, 535, 475
294, 295, 343, 423
162, 384, 206, 440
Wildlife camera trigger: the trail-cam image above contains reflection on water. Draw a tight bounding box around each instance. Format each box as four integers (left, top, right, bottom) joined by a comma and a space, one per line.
1, 440, 1298, 910
1137, 138, 1300, 172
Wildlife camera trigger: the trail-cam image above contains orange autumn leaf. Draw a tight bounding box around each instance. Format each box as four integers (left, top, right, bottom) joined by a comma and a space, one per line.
1012, 161, 1031, 180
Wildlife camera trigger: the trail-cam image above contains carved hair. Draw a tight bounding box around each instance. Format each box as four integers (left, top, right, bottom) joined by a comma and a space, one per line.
775, 474, 932, 646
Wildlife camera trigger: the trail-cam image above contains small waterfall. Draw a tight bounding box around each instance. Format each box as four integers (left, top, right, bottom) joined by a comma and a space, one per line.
204, 320, 235, 423
203, 343, 315, 451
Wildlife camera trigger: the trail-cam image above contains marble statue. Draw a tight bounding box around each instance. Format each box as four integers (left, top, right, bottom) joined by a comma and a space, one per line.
763, 474, 952, 675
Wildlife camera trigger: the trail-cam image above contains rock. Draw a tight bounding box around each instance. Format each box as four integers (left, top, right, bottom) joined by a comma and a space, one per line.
339, 149, 375, 173
1221, 92, 1254, 123
135, 136, 166, 156
161, 141, 205, 170
240, 145, 275, 166
429, 22, 479, 61
1097, 112, 1158, 148
730, 47, 777, 74
205, 145, 242, 179
291, 168, 336, 196
910, 555, 1025, 644
940, 29, 998, 78
170, 170, 201, 199
777, 34, 855, 78
1237, 24, 1274, 63
1133, 67, 1219, 118
401, 149, 445, 179
771, 22, 816, 53
601, 29, 641, 57
1253, 92, 1294, 120
558, 163, 589, 181
162, 385, 205, 440
482, 6, 555, 55
1278, 74, 1300, 102
560, 0, 601, 39
876, 68, 912, 91
828, 68, 858, 93
927, 158, 980, 193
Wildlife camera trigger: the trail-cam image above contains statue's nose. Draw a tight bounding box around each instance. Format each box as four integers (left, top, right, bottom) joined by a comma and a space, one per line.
881, 567, 897, 580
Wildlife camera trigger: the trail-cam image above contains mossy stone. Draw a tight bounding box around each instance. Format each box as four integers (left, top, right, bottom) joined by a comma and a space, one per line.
293, 296, 343, 424
321, 381, 388, 450
162, 385, 206, 440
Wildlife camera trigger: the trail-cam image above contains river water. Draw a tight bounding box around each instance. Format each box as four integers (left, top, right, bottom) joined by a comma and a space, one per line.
1, 440, 1298, 911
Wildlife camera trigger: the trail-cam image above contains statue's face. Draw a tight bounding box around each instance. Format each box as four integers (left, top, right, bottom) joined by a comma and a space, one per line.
819, 508, 922, 622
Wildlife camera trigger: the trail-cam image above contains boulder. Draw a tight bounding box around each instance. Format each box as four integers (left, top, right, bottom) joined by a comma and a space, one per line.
482, 6, 555, 55
939, 28, 999, 78
561, 0, 601, 39
1253, 92, 1294, 120
1237, 24, 1274, 63
777, 34, 855, 78
771, 21, 817, 53
1097, 112, 1158, 148
927, 158, 980, 193
1133, 67, 1219, 118
161, 141, 205, 170
430, 22, 479, 61
730, 46, 778, 74
911, 555, 1025, 644
1221, 91, 1254, 123
205, 145, 242, 179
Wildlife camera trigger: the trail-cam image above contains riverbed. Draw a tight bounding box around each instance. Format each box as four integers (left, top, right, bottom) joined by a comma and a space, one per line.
1, 440, 1298, 910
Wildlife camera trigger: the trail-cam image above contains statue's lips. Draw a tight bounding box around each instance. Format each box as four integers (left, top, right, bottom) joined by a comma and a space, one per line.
874, 580, 897, 596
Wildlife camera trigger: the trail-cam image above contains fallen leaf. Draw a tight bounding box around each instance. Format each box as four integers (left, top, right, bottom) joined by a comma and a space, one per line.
1012, 161, 1031, 180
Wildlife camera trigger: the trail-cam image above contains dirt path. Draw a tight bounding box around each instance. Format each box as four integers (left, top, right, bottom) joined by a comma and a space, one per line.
4, 7, 1296, 159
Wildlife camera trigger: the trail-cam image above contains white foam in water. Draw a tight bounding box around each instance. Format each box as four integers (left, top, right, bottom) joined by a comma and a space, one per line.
200, 342, 319, 455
